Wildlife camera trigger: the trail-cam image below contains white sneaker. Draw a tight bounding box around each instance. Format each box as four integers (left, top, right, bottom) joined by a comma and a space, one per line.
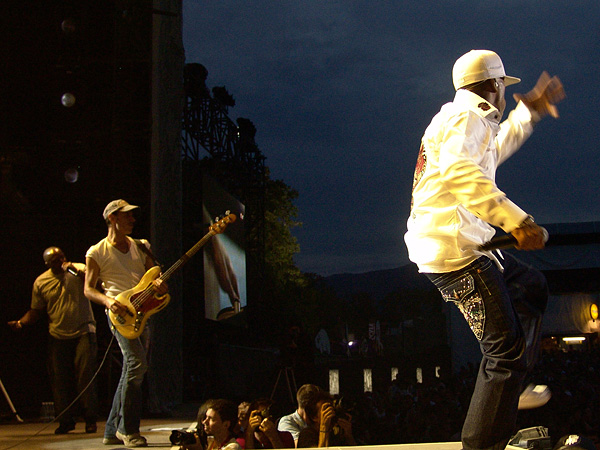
115, 430, 148, 447
518, 384, 551, 410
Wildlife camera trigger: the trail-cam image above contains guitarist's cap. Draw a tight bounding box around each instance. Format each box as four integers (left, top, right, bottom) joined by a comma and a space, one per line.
103, 199, 139, 220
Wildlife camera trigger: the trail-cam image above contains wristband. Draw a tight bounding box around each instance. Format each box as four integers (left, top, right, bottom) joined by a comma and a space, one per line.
519, 215, 535, 227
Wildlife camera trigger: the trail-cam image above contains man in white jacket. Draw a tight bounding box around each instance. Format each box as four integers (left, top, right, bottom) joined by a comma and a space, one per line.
405, 50, 564, 450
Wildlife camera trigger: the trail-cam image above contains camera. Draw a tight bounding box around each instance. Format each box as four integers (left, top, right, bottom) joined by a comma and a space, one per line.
332, 396, 352, 422
258, 406, 272, 420
170, 429, 197, 446
330, 396, 354, 436
170, 428, 209, 448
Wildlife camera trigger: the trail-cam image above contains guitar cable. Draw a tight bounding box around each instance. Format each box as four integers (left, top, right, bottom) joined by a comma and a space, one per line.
0, 332, 116, 450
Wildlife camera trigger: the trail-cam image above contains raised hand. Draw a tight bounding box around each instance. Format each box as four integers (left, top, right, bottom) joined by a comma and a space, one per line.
513, 71, 565, 119
511, 219, 547, 251
248, 410, 262, 431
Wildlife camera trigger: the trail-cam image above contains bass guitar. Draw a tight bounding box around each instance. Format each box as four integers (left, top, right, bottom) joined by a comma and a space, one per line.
109, 212, 236, 339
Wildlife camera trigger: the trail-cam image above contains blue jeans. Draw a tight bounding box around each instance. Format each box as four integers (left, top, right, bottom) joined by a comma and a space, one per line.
426, 253, 547, 450
104, 314, 149, 438
48, 333, 98, 426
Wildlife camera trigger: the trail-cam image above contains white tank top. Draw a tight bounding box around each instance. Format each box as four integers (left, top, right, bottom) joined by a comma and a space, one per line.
86, 237, 149, 298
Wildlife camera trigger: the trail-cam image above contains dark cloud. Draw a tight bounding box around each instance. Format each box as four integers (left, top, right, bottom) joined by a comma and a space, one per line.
184, 0, 600, 275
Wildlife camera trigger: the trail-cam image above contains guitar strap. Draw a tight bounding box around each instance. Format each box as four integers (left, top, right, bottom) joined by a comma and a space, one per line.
133, 239, 162, 268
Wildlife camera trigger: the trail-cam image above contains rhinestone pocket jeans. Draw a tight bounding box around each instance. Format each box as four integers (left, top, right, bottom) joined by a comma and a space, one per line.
426, 253, 548, 450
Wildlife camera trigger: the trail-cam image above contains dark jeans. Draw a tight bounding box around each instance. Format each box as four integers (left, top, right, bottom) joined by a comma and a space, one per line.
104, 314, 149, 438
426, 252, 547, 450
48, 333, 98, 426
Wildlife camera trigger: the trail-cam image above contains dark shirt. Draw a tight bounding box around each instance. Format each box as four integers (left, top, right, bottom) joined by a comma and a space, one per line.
297, 426, 347, 448
240, 430, 294, 449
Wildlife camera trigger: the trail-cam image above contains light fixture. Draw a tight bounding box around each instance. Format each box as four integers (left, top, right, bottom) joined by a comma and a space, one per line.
562, 337, 586, 343
363, 369, 372, 392
64, 166, 79, 183
591, 304, 598, 322
61, 93, 76, 108
61, 18, 77, 34
329, 369, 339, 395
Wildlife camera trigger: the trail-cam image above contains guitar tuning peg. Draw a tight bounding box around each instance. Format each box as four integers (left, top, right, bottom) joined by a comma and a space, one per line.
225, 210, 231, 215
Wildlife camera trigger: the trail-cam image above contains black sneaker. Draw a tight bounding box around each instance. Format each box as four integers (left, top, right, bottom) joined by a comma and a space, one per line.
55, 422, 76, 434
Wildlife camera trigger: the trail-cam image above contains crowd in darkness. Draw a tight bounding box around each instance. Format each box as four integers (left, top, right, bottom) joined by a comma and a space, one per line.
518, 348, 600, 444
320, 348, 600, 447
179, 347, 600, 449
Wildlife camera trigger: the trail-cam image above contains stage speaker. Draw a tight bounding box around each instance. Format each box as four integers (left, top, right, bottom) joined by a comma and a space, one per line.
509, 426, 551, 450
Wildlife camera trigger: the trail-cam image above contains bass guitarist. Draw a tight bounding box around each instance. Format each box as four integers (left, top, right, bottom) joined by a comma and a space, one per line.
84, 199, 168, 448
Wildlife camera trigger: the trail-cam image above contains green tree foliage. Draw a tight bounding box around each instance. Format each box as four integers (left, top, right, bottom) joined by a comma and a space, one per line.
260, 172, 344, 338
263, 174, 305, 289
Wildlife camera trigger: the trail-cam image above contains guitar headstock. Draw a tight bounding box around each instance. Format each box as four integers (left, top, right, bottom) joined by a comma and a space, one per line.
209, 211, 237, 234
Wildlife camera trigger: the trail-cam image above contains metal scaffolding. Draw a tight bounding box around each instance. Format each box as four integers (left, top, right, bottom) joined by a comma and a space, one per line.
181, 62, 266, 286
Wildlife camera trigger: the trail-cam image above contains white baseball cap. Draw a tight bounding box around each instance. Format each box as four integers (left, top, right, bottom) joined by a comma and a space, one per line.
452, 49, 521, 90
103, 199, 139, 220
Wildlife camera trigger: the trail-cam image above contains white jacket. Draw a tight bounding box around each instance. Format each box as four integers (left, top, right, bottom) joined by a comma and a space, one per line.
405, 89, 538, 273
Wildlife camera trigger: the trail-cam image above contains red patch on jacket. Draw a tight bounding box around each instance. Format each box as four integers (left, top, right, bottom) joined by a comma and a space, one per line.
411, 143, 427, 210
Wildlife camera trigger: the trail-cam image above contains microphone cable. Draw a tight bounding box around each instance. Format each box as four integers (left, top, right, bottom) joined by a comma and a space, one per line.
0, 332, 116, 450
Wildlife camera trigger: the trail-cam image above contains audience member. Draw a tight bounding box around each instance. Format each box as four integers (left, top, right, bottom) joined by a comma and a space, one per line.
180, 399, 241, 450
277, 383, 323, 446
179, 347, 600, 449
237, 401, 251, 439
297, 390, 356, 448
172, 400, 212, 450
244, 398, 294, 449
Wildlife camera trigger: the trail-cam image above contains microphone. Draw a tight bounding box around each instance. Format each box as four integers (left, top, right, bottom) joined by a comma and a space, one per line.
66, 267, 80, 276
477, 227, 549, 251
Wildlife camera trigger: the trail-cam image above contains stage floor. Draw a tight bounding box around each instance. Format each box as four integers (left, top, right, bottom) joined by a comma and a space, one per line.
0, 418, 192, 450
0, 418, 191, 450
0, 418, 469, 450
2, 419, 536, 450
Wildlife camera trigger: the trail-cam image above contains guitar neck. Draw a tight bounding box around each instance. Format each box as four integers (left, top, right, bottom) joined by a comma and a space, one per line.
159, 230, 217, 283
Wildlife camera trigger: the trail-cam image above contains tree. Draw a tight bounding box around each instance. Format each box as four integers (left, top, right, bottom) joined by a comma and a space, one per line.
258, 172, 345, 340
263, 173, 305, 289
247, 171, 307, 339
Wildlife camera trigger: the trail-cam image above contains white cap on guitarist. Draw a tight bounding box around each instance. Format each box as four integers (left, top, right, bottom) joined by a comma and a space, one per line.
103, 199, 139, 220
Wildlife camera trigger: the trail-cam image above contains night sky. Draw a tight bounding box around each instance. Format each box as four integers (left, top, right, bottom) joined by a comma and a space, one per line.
183, 1, 600, 276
